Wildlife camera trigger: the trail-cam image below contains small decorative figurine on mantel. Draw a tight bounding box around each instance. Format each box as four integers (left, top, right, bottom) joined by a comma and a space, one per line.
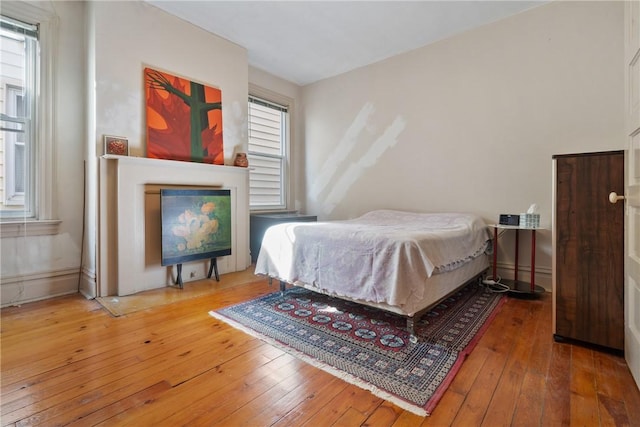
234, 152, 249, 167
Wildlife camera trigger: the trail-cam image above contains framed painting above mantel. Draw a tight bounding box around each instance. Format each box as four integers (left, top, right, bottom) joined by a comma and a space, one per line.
144, 67, 224, 165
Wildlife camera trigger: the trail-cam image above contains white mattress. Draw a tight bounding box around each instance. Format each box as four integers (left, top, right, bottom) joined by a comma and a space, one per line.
256, 210, 492, 311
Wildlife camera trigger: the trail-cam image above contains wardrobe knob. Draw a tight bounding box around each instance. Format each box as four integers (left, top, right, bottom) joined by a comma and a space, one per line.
609, 192, 625, 204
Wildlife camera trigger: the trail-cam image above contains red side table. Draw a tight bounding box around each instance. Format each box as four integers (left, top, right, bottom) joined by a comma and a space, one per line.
491, 225, 545, 296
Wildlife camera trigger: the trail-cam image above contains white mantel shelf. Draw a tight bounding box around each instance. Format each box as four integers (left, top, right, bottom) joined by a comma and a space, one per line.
98, 155, 250, 297
101, 155, 251, 176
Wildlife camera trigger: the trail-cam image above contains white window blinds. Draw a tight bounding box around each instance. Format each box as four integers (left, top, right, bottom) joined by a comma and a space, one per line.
248, 96, 288, 209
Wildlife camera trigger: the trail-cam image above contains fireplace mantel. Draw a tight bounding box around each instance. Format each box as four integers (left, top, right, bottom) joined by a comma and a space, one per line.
98, 155, 250, 296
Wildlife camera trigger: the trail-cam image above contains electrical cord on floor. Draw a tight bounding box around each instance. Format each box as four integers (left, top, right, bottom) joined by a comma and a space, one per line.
481, 275, 511, 293
480, 227, 511, 293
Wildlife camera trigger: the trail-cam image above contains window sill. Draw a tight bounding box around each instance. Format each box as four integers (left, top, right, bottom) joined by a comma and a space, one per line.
0, 219, 61, 238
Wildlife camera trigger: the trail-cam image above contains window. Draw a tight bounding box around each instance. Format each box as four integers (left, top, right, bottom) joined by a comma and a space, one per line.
248, 95, 289, 210
1, 15, 37, 219
0, 4, 58, 236
3, 85, 28, 206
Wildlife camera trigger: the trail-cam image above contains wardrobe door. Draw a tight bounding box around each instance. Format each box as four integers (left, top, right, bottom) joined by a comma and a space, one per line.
554, 151, 624, 350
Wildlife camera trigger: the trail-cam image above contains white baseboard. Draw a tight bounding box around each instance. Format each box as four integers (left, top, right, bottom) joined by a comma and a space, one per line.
0, 263, 552, 307
1, 268, 80, 307
79, 266, 97, 299
492, 262, 552, 292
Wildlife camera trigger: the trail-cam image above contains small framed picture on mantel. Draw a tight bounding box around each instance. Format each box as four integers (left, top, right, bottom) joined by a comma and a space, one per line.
104, 135, 129, 156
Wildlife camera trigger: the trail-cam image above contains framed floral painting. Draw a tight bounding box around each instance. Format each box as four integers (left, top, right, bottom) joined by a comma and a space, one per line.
160, 188, 232, 266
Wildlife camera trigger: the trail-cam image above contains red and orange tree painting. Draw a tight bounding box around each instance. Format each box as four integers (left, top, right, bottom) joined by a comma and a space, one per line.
145, 67, 224, 164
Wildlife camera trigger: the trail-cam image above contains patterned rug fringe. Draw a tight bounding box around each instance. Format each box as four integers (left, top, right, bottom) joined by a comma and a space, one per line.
210, 284, 504, 417
209, 310, 429, 416
422, 295, 505, 414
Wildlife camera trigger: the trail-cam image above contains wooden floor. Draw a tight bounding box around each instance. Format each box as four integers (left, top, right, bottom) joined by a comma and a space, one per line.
1, 278, 639, 426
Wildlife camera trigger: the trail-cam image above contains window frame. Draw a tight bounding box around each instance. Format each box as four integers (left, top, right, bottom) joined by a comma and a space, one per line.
0, 3, 59, 236
248, 85, 292, 212
3, 70, 34, 210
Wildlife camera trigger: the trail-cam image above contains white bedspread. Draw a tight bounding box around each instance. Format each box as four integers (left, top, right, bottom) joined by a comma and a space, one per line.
255, 210, 492, 308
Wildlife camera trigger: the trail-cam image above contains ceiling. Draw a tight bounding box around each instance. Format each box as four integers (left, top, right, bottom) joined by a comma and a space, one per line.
146, 1, 546, 86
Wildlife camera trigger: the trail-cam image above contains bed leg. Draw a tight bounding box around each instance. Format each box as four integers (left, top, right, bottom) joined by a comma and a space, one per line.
407, 318, 418, 344
279, 280, 286, 296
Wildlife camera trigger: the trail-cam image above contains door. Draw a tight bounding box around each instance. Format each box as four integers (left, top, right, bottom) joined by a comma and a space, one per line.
624, 1, 640, 389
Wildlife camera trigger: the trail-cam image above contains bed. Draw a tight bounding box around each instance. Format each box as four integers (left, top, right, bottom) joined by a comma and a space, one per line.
254, 209, 492, 342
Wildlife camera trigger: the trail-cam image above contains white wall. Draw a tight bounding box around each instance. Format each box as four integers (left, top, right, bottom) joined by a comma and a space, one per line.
1, 0, 624, 304
0, 1, 280, 305
0, 1, 85, 306
301, 1, 625, 290
92, 1, 250, 296
93, 1, 248, 161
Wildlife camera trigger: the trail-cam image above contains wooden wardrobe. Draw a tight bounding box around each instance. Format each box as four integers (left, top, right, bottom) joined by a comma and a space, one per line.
552, 150, 625, 351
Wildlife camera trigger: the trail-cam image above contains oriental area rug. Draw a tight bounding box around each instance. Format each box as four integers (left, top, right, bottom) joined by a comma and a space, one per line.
210, 283, 504, 416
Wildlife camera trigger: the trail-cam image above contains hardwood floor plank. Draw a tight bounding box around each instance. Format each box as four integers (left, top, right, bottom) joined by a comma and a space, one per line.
92, 342, 289, 426
5, 327, 260, 425
509, 296, 549, 427
480, 358, 522, 426
160, 352, 301, 425
1, 279, 639, 427
593, 351, 627, 402
570, 346, 599, 426
619, 361, 640, 423
182, 357, 323, 425
521, 297, 551, 376
1, 320, 219, 412
300, 384, 383, 426
1, 284, 272, 392
269, 373, 350, 426
481, 294, 541, 426
451, 347, 506, 426
468, 296, 514, 353
65, 380, 173, 426
389, 407, 425, 426
541, 342, 572, 425
1, 296, 102, 335
451, 296, 529, 426
331, 407, 370, 426
261, 373, 348, 426
447, 346, 492, 395
420, 389, 464, 426
597, 393, 630, 427
361, 400, 402, 426
2, 317, 217, 401
226, 367, 340, 425
510, 371, 546, 426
